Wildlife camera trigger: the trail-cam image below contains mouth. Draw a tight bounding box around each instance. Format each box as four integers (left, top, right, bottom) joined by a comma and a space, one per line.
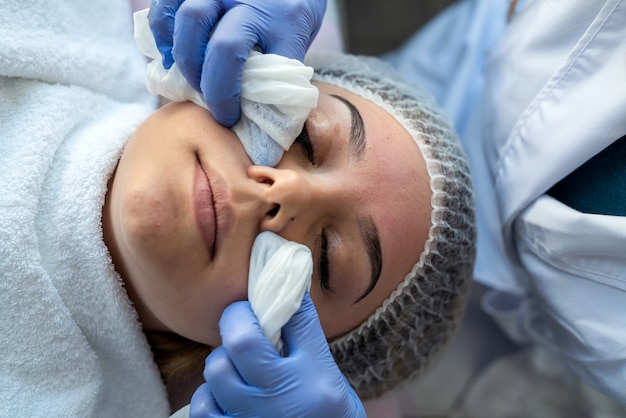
193, 158, 218, 259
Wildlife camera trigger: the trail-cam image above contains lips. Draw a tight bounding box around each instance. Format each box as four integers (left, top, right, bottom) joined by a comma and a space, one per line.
193, 162, 217, 259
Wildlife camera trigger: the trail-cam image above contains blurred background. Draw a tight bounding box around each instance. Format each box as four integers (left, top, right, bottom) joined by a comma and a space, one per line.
332, 2, 626, 417
342, 0, 456, 55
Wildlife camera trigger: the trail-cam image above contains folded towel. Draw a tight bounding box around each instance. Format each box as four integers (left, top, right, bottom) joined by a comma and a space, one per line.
0, 0, 168, 416
133, 8, 319, 166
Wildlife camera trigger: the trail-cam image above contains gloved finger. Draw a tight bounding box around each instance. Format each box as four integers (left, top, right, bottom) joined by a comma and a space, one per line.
148, 0, 185, 69
201, 6, 261, 126
281, 291, 330, 356
260, 3, 323, 61
172, 0, 224, 91
338, 373, 367, 415
259, 0, 326, 60
217, 301, 286, 388
262, 35, 309, 63
189, 382, 224, 418
203, 346, 257, 414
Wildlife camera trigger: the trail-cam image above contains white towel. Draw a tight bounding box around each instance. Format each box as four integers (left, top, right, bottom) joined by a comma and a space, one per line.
0, 0, 169, 416
133, 8, 319, 167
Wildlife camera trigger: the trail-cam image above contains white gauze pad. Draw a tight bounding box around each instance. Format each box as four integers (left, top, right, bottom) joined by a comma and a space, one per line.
133, 8, 319, 166
248, 232, 312, 353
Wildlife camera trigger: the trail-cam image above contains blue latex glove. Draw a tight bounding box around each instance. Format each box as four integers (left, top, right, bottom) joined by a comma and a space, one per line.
148, 0, 326, 127
189, 291, 366, 418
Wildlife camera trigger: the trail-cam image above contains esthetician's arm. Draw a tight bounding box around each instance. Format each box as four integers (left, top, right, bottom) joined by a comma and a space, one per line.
189, 292, 366, 418
148, 0, 326, 127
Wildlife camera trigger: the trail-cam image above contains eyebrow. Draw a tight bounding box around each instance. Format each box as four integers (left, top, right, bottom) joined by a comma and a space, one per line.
354, 216, 383, 303
328, 94, 380, 302
330, 94, 366, 160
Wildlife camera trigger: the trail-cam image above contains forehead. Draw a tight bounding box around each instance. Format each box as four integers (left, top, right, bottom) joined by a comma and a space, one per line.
313, 81, 433, 329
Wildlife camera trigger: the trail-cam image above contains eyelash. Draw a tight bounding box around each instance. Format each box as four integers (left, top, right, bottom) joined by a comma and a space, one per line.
294, 126, 331, 292
319, 229, 332, 293
294, 125, 316, 166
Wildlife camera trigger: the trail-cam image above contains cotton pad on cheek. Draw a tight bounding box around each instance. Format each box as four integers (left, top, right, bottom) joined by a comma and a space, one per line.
133, 8, 316, 350
248, 231, 312, 353
230, 51, 319, 166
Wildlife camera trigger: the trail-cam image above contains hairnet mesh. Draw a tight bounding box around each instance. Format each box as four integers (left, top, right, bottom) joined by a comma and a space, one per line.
306, 52, 476, 400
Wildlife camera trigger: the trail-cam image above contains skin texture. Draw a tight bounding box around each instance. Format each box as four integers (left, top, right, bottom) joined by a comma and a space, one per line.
102, 82, 432, 347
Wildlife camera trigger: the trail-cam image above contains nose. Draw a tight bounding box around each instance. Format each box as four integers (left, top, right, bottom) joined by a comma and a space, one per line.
248, 165, 313, 233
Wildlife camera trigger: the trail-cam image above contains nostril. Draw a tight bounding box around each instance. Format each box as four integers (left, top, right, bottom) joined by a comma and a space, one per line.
267, 204, 280, 217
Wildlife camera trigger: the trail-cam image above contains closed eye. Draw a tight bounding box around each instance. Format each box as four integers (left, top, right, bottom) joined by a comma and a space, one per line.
318, 229, 333, 293
294, 125, 316, 166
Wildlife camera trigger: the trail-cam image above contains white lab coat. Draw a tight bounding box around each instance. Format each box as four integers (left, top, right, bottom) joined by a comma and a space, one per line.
386, 0, 626, 404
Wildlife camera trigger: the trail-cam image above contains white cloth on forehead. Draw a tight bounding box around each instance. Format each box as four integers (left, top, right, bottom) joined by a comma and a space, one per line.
133, 8, 319, 167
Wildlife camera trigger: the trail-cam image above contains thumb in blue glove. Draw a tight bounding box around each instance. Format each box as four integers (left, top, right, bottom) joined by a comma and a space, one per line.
148, 0, 326, 127
189, 291, 366, 418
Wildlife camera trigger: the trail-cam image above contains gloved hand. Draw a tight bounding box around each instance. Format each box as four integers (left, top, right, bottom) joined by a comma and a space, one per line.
148, 0, 326, 127
189, 291, 366, 418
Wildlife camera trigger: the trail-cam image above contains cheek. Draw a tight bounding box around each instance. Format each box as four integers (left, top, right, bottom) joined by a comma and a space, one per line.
311, 288, 367, 340
122, 184, 182, 242
167, 270, 250, 346
113, 137, 196, 254
310, 290, 340, 338
117, 177, 193, 267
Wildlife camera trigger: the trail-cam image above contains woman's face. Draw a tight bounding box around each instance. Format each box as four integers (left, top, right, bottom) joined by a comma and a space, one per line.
103, 82, 432, 347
